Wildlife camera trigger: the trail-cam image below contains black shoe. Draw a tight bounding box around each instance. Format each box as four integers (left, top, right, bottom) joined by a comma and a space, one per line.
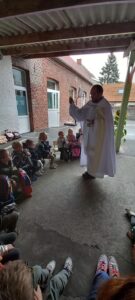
82, 172, 95, 180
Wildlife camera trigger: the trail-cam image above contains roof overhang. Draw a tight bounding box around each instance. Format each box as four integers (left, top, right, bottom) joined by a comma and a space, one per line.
0, 0, 135, 58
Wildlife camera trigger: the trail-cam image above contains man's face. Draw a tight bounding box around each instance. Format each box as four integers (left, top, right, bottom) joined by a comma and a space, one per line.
90, 87, 102, 102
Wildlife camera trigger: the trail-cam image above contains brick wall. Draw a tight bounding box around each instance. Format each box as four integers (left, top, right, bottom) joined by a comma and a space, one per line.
43, 58, 91, 124
12, 57, 92, 131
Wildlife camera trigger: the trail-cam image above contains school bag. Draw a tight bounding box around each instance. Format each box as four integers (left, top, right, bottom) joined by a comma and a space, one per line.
71, 145, 81, 159
0, 175, 16, 214
18, 169, 32, 198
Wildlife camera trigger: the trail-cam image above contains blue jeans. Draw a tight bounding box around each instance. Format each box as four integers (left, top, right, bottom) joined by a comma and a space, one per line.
87, 271, 110, 300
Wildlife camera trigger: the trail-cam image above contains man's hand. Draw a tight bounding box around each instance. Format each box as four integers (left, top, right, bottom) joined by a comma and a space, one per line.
69, 97, 74, 104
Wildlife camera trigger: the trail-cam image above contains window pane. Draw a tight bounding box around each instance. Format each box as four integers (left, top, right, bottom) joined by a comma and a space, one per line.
47, 81, 55, 90
15, 90, 28, 116
69, 87, 76, 99
13, 68, 26, 87
48, 92, 53, 108
54, 94, 56, 108
47, 80, 59, 90
55, 93, 58, 108
118, 88, 124, 94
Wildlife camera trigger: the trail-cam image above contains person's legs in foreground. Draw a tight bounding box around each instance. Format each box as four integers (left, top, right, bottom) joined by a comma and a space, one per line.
1, 248, 20, 264
82, 156, 95, 180
47, 257, 73, 300
0, 232, 17, 245
1, 211, 19, 232
87, 255, 109, 300
87, 255, 120, 300
32, 260, 56, 291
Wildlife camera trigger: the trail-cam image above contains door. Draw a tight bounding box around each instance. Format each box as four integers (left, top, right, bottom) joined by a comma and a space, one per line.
48, 89, 60, 127
15, 86, 30, 133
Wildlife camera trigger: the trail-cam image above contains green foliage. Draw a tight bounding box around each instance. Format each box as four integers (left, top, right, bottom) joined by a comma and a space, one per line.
114, 109, 127, 143
99, 53, 120, 84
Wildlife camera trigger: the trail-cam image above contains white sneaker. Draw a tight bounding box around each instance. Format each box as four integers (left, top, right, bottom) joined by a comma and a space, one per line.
50, 164, 57, 169
64, 257, 73, 273
35, 171, 43, 176
46, 260, 56, 275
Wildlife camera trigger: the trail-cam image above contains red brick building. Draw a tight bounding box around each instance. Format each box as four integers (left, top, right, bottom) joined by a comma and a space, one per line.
103, 83, 135, 119
11, 56, 95, 133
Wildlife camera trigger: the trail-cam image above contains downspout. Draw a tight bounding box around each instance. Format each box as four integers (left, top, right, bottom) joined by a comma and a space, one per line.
115, 50, 135, 153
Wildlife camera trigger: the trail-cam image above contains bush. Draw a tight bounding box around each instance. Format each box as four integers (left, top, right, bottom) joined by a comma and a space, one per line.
114, 109, 127, 143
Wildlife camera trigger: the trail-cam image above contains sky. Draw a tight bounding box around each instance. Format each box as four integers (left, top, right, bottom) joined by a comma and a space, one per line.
71, 52, 129, 82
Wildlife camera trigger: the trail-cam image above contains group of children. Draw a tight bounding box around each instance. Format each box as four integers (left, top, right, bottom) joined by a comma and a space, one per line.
57, 128, 82, 161
0, 128, 82, 230
0, 132, 57, 215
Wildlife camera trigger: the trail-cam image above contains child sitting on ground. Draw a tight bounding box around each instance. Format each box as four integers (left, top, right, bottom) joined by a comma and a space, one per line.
0, 175, 19, 233
57, 131, 66, 160
37, 132, 57, 169
0, 257, 72, 300
25, 139, 44, 176
12, 141, 37, 181
66, 128, 76, 145
66, 128, 81, 160
0, 149, 32, 198
76, 128, 83, 143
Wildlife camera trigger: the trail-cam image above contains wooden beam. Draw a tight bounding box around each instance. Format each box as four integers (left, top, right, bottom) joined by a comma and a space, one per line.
20, 47, 126, 59
2, 37, 131, 56
0, 0, 134, 19
0, 22, 135, 47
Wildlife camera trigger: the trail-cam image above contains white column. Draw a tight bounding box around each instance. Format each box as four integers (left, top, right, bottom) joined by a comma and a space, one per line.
0, 56, 19, 132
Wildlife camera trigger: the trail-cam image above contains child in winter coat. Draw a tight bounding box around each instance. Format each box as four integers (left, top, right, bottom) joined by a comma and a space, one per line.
12, 141, 37, 181
25, 139, 44, 175
37, 132, 57, 169
0, 149, 32, 198
57, 131, 66, 160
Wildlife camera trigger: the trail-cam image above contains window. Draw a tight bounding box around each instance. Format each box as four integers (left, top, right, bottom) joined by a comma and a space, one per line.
47, 79, 59, 90
47, 79, 59, 110
15, 90, 28, 116
13, 68, 26, 87
117, 88, 124, 94
69, 87, 77, 100
82, 91, 87, 102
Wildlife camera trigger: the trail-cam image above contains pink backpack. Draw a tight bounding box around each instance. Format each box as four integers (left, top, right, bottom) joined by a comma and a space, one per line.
71, 146, 81, 158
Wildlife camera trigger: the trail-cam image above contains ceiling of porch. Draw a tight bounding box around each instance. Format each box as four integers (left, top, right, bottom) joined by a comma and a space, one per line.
0, 0, 135, 58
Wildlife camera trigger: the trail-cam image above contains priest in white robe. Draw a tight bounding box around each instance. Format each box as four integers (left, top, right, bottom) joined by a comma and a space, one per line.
69, 85, 116, 179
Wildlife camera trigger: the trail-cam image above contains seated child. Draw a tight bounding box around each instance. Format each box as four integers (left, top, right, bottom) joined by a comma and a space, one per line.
0, 257, 73, 300
0, 175, 19, 232
66, 129, 81, 160
0, 149, 32, 198
12, 141, 37, 181
57, 131, 66, 160
37, 132, 57, 169
25, 139, 44, 176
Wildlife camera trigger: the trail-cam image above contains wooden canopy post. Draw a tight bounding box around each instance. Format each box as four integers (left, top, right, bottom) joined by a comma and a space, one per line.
115, 50, 135, 153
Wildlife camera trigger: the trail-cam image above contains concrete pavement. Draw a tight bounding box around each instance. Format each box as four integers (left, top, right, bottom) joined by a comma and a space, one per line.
13, 128, 135, 300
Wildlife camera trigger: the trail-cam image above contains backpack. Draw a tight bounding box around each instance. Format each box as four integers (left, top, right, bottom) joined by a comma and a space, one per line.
0, 175, 16, 214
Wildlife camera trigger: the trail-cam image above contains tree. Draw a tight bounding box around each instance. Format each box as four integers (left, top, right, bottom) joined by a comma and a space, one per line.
99, 53, 120, 84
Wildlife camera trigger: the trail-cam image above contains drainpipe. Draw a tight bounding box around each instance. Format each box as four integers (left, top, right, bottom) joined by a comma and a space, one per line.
115, 50, 135, 153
